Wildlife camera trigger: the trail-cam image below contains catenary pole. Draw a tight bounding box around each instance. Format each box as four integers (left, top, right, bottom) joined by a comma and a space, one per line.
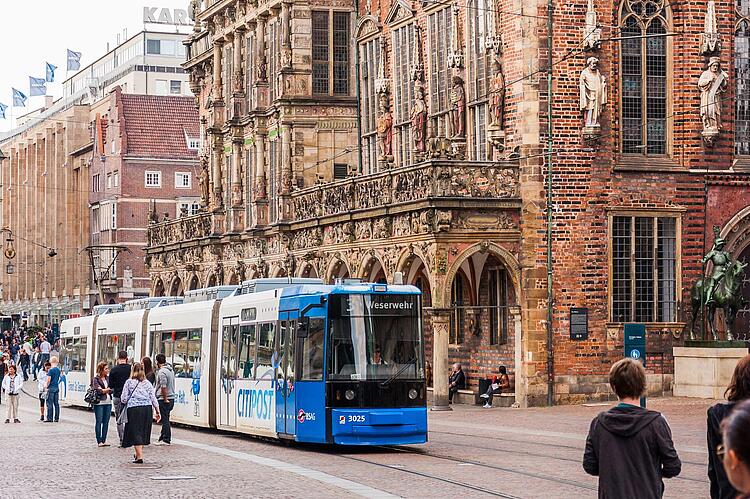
546, 0, 555, 407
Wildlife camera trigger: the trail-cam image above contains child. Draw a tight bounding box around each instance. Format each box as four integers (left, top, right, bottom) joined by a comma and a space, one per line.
2, 364, 24, 423
583, 358, 681, 498
37, 361, 51, 422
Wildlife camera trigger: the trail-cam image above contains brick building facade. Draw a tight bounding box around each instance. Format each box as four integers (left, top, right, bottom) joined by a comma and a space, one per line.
147, 0, 750, 406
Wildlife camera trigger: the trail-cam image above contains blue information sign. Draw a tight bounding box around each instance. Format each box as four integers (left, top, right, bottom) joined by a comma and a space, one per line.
624, 323, 647, 407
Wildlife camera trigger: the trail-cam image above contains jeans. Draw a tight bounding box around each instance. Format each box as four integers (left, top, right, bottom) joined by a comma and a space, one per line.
46, 390, 60, 421
448, 386, 460, 403
93, 403, 111, 444
482, 387, 503, 406
158, 399, 174, 443
113, 397, 125, 444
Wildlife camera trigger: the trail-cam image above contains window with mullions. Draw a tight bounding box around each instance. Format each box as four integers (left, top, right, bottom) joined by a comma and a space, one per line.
610, 215, 678, 323
392, 23, 415, 166
359, 37, 381, 174
736, 2, 750, 155
60, 337, 88, 372
152, 329, 203, 377
468, 0, 492, 160
620, 0, 668, 155
268, 19, 280, 101
427, 7, 453, 138
312, 11, 351, 96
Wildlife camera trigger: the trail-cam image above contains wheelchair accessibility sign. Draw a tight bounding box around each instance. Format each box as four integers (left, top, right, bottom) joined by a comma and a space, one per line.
630, 349, 641, 359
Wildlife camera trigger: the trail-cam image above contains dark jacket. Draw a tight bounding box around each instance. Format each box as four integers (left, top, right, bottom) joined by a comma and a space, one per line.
92, 376, 110, 403
583, 404, 682, 499
449, 369, 466, 389
708, 402, 739, 499
108, 363, 131, 398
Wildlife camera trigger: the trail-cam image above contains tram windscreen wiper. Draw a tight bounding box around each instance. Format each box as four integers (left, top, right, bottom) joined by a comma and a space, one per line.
380, 358, 416, 387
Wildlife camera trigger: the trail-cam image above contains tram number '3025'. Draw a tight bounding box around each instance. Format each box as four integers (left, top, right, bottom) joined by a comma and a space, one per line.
347, 415, 366, 423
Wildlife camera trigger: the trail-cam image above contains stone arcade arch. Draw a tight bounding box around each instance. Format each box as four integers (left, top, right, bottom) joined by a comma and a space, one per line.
297, 261, 320, 279
326, 257, 351, 284
168, 276, 183, 297
153, 278, 165, 297
359, 252, 387, 283
187, 274, 201, 291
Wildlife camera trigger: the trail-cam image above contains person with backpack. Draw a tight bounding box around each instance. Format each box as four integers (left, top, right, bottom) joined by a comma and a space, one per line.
2, 364, 24, 423
91, 361, 113, 447
154, 353, 176, 445
583, 357, 682, 498
708, 354, 750, 498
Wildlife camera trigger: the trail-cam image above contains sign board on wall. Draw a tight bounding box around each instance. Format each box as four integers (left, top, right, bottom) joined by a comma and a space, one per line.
570, 307, 588, 340
143, 7, 194, 26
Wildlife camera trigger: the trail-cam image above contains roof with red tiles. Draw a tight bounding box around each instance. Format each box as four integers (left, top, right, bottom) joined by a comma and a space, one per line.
119, 93, 199, 160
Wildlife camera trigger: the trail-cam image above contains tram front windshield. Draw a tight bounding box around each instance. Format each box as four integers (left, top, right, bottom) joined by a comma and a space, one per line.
328, 294, 424, 381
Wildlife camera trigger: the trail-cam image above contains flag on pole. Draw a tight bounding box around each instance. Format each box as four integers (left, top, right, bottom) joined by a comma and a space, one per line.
29, 77, 47, 96
67, 49, 82, 71
0, 103, 7, 119
12, 88, 27, 107
46, 62, 57, 82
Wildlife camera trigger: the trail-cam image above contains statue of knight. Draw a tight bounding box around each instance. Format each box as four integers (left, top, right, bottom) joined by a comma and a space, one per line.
690, 226, 748, 341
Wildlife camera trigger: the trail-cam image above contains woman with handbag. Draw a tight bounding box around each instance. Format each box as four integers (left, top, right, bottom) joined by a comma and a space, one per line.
120, 362, 161, 464
37, 361, 50, 421
92, 361, 113, 447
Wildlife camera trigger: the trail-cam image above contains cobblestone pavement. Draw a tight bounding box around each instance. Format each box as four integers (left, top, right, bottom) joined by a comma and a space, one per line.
1, 384, 714, 498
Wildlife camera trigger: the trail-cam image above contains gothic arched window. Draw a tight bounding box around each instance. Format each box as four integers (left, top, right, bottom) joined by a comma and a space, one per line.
620, 0, 669, 155
467, 0, 493, 160
736, 1, 750, 155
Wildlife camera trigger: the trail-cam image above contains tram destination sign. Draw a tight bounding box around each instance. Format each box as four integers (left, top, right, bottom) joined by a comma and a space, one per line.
570, 307, 588, 341
338, 294, 418, 317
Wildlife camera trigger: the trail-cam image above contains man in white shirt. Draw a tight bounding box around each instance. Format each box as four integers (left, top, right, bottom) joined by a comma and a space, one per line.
40, 338, 51, 364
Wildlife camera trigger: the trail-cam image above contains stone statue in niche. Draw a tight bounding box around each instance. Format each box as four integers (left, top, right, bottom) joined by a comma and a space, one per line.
198, 157, 210, 207
257, 54, 268, 81
376, 93, 394, 164
698, 57, 728, 146
487, 57, 506, 159
449, 76, 466, 139
579, 57, 606, 139
411, 82, 427, 156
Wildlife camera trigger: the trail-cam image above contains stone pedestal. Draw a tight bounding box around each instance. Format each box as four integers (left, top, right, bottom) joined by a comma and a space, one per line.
674, 345, 749, 398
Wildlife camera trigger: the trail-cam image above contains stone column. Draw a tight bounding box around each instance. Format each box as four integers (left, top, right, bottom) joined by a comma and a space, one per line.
511, 306, 526, 407
278, 126, 293, 221
232, 28, 245, 118
253, 134, 268, 226
280, 2, 292, 69
213, 39, 224, 101
254, 16, 269, 108
212, 140, 224, 211
232, 140, 243, 207
431, 308, 452, 411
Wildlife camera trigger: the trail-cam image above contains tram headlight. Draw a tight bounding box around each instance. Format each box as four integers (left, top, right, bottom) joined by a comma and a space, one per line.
408, 388, 418, 400
345, 389, 356, 401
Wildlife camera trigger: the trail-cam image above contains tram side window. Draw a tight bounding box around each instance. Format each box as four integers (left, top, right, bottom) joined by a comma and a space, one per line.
300, 319, 325, 381
238, 324, 256, 379
254, 322, 275, 380
60, 337, 88, 372
155, 329, 202, 377
97, 333, 136, 366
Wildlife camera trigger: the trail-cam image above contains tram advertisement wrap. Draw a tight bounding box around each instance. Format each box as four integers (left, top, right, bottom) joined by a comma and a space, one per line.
235, 379, 276, 432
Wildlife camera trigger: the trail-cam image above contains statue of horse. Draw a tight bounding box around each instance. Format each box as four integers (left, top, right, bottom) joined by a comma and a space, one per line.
690, 260, 748, 341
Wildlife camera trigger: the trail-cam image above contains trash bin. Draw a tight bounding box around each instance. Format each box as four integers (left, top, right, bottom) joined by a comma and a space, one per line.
476, 378, 493, 404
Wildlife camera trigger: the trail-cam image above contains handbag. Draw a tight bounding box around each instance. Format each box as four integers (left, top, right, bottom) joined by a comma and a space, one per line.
118, 380, 141, 426
84, 377, 99, 405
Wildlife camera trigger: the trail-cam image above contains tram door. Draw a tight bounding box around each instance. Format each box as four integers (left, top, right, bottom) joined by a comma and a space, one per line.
220, 317, 239, 427
276, 313, 297, 436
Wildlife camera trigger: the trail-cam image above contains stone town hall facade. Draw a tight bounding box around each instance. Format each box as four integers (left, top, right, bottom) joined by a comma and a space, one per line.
147, 0, 750, 406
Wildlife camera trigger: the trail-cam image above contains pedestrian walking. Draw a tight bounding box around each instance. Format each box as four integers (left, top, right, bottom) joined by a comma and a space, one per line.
154, 353, 176, 445
121, 362, 161, 464
44, 356, 61, 422
583, 358, 681, 498
708, 354, 750, 499
480, 365, 511, 408
2, 364, 23, 423
39, 337, 51, 365
19, 348, 30, 381
92, 361, 113, 447
720, 399, 750, 497
142, 356, 156, 385
37, 361, 50, 421
109, 350, 132, 447
31, 346, 41, 380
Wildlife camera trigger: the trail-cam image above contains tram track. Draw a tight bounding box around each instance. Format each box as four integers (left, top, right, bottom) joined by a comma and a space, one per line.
426, 430, 710, 484
335, 453, 523, 498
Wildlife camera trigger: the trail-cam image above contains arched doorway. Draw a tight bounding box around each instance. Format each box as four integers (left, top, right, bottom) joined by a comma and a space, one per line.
188, 275, 200, 291
733, 245, 750, 340
327, 258, 351, 284
153, 278, 165, 297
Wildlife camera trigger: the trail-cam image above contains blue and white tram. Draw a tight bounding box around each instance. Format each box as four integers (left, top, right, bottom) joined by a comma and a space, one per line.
56, 279, 427, 446
217, 280, 427, 445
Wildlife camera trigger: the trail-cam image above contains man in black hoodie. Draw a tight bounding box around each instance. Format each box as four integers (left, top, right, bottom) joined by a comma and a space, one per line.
583, 358, 682, 498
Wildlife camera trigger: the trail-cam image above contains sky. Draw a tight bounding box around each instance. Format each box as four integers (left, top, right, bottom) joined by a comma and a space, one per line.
0, 0, 190, 133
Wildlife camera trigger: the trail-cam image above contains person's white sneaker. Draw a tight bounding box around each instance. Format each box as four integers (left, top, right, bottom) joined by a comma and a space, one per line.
480, 393, 489, 399
483, 403, 492, 408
